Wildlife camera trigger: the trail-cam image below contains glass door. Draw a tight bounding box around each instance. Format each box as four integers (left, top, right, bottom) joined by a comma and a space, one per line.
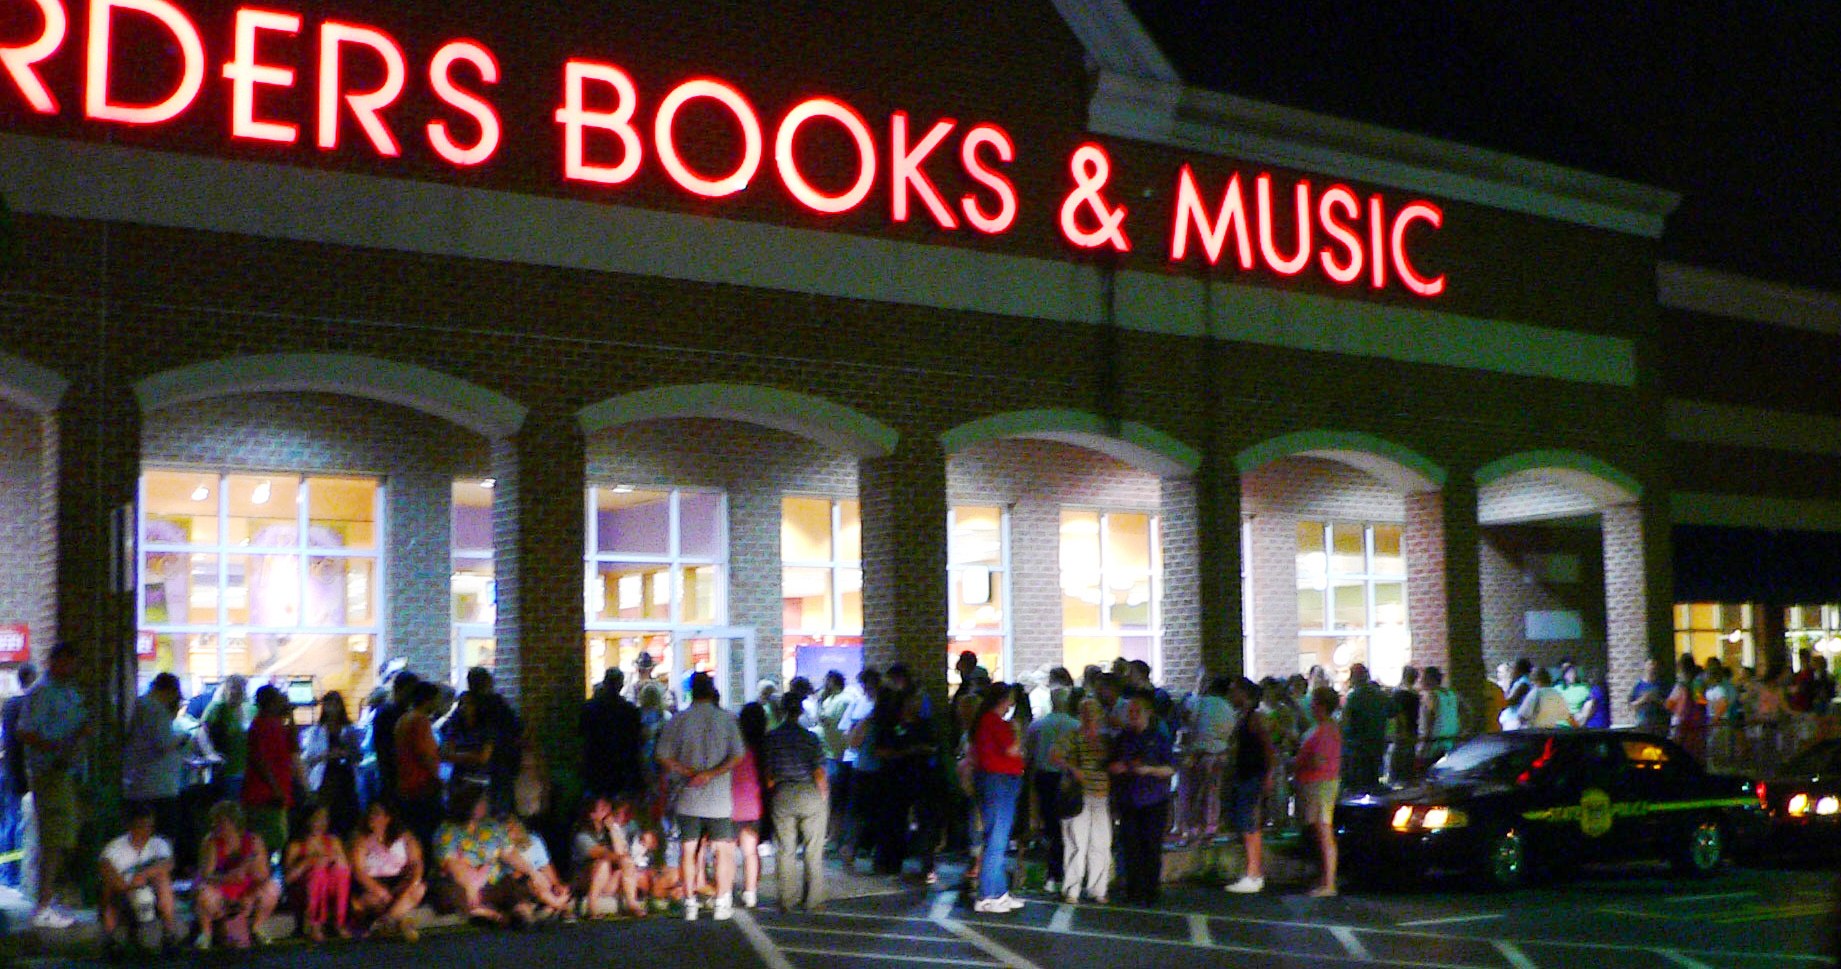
672, 626, 756, 711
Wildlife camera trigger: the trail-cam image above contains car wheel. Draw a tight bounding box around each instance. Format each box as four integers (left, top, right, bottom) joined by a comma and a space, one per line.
1484, 828, 1527, 889
1672, 818, 1724, 877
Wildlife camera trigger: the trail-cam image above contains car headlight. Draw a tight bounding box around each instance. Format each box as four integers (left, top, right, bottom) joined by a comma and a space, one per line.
1818, 796, 1840, 817
1390, 805, 1469, 832
1788, 793, 1810, 817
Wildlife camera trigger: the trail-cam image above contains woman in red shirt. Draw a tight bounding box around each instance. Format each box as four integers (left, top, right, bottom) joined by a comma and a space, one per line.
1294, 688, 1344, 897
970, 684, 1025, 913
394, 684, 444, 850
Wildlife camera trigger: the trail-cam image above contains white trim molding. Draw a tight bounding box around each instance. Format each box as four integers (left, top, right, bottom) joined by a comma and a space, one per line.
1048, 0, 1180, 81
1657, 262, 1841, 335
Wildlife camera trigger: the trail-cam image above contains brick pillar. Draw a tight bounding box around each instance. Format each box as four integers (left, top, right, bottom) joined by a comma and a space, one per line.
492, 407, 586, 770
1603, 502, 1657, 723
1432, 479, 1487, 720
387, 470, 456, 679
1405, 492, 1450, 674
56, 374, 140, 818
1247, 510, 1298, 679
860, 436, 948, 699
1003, 497, 1060, 682
1163, 459, 1242, 685
1757, 602, 1788, 679
725, 479, 783, 697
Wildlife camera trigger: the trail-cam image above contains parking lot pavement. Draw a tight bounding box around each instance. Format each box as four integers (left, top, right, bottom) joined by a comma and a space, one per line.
12, 863, 1834, 969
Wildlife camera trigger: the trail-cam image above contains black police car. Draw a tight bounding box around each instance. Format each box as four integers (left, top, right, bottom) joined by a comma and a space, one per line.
1337, 730, 1767, 887
1759, 738, 1841, 851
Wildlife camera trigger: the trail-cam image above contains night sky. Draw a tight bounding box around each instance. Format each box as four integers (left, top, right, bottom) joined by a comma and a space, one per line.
1128, 1, 1841, 292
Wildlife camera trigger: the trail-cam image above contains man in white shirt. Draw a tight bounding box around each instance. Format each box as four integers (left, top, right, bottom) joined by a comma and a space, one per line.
1517, 668, 1574, 729
98, 802, 181, 954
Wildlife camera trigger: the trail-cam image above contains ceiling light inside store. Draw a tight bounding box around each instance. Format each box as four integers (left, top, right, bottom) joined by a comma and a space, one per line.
251, 480, 272, 505
481, 478, 495, 489
191, 485, 209, 502
612, 485, 635, 493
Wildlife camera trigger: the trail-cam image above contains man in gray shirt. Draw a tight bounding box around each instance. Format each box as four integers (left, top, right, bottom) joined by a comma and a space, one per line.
654, 672, 744, 922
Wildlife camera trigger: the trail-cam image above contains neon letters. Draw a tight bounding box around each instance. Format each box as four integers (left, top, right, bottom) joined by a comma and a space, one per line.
0, 0, 1445, 295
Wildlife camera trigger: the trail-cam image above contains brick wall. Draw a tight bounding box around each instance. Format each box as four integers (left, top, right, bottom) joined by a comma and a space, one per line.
1478, 523, 1608, 678
0, 400, 56, 665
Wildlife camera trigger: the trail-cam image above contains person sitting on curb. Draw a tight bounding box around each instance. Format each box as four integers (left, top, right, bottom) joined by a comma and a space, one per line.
504, 815, 574, 921
195, 801, 282, 950
431, 785, 534, 927
98, 802, 183, 956
283, 804, 352, 941
348, 801, 426, 941
573, 796, 645, 918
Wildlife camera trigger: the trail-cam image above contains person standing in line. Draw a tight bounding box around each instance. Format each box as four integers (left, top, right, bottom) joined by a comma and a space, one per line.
1630, 658, 1670, 735
458, 668, 522, 815
1417, 667, 1464, 768
17, 643, 92, 928
580, 668, 643, 801
301, 691, 362, 837
877, 689, 942, 884
655, 671, 746, 922
0, 663, 38, 889
1388, 667, 1421, 785
1295, 688, 1344, 897
371, 672, 419, 805
198, 675, 251, 800
1225, 677, 1276, 895
1339, 664, 1391, 792
1501, 659, 1535, 731
1175, 676, 1235, 842
123, 673, 187, 857
394, 683, 445, 851
241, 686, 301, 862
838, 668, 882, 863
765, 691, 830, 912
1558, 664, 1593, 722
1518, 668, 1573, 729
1109, 693, 1175, 906
1051, 698, 1112, 904
815, 670, 852, 841
732, 702, 768, 909
1025, 687, 1077, 892
970, 683, 1026, 914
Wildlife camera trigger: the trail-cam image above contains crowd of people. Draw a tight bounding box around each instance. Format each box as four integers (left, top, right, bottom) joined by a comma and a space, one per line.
2, 639, 1839, 955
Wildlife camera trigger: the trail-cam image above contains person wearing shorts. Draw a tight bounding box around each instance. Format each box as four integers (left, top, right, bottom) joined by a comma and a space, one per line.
655, 672, 745, 922
16, 643, 92, 929
1224, 677, 1275, 894
1294, 688, 1344, 897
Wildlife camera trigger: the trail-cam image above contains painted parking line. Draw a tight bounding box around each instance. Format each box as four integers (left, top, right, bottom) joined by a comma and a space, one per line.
780, 946, 1000, 968
1492, 941, 1539, 969
934, 917, 1048, 969
1654, 951, 1715, 969
1331, 926, 1373, 960
1046, 905, 1074, 933
1708, 901, 1833, 924
1663, 890, 1755, 904
734, 910, 797, 969
765, 924, 968, 944
1399, 913, 1507, 928
1186, 913, 1212, 947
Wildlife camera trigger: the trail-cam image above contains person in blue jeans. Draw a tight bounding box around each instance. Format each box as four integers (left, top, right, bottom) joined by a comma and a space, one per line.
969, 684, 1025, 913
0, 663, 38, 888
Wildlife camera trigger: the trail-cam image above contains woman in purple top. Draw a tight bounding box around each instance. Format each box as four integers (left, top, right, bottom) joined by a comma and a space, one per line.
1107, 694, 1174, 906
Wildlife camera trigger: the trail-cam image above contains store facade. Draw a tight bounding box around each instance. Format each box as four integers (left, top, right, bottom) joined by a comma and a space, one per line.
6, 0, 1796, 768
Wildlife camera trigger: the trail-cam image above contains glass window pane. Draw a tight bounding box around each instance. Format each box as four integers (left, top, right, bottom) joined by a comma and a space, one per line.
143, 470, 218, 545
586, 631, 671, 700
228, 554, 302, 627
1331, 523, 1365, 575
1332, 581, 1367, 630
307, 477, 376, 549
781, 497, 833, 562
226, 475, 299, 547
453, 556, 495, 624
226, 632, 374, 701
1372, 524, 1405, 577
783, 567, 832, 632
836, 501, 862, 564
1060, 511, 1102, 628
595, 489, 670, 556
591, 562, 670, 622
1107, 574, 1152, 630
143, 551, 218, 625
452, 480, 495, 551
1297, 521, 1327, 583
1298, 587, 1325, 630
1688, 603, 1719, 630
678, 491, 723, 559
313, 556, 375, 627
951, 506, 1004, 567
682, 564, 718, 624
460, 636, 495, 671
837, 567, 863, 632
1373, 581, 1407, 627
1674, 604, 1692, 630
1106, 513, 1152, 573
1062, 635, 1120, 677
952, 635, 1005, 682
953, 568, 1004, 632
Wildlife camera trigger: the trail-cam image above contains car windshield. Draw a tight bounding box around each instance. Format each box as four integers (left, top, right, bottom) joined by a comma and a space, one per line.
1783, 740, 1841, 777
1426, 734, 1551, 784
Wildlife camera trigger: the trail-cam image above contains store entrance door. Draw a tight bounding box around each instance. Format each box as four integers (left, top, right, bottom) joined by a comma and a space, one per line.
671, 626, 756, 711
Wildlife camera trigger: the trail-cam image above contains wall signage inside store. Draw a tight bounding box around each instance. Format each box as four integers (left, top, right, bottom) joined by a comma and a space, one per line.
1, 0, 1444, 295
0, 623, 26, 663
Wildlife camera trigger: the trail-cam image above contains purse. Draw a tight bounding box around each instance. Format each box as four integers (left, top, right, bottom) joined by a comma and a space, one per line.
1056, 771, 1086, 818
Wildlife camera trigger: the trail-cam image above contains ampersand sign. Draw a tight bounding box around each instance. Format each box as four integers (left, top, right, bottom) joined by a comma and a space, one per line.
1058, 143, 1131, 252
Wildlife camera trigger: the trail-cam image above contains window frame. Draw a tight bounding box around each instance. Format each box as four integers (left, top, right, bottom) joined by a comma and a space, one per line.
1058, 506, 1162, 681
1296, 519, 1408, 677
949, 504, 1015, 683
584, 486, 730, 632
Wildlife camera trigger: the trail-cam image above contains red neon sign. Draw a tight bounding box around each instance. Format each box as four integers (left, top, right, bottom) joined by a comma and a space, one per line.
2, 0, 1448, 296
0, 0, 66, 113
654, 78, 761, 199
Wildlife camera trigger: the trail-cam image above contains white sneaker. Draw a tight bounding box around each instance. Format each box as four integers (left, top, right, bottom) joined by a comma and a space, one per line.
996, 894, 1025, 911
740, 890, 757, 909
31, 908, 74, 930
712, 898, 734, 921
973, 898, 1013, 914
683, 900, 700, 922
1044, 879, 1059, 895
1225, 876, 1265, 894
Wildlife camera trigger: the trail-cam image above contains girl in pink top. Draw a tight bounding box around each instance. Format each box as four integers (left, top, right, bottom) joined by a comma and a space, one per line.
1294, 688, 1344, 897
284, 805, 352, 941
732, 703, 767, 909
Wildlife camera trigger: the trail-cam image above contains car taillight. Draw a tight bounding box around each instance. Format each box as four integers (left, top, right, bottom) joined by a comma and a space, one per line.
1756, 781, 1768, 809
